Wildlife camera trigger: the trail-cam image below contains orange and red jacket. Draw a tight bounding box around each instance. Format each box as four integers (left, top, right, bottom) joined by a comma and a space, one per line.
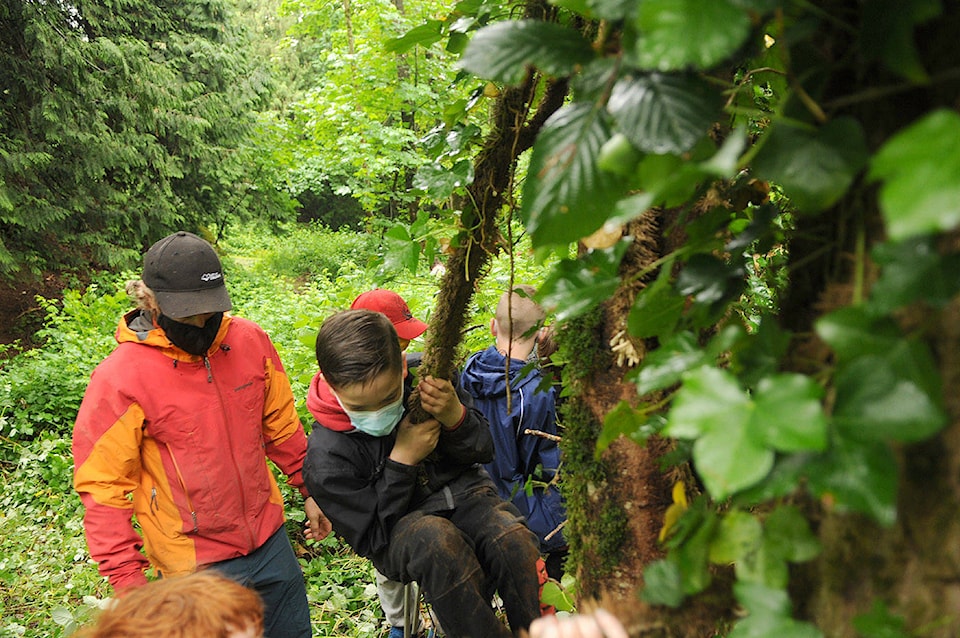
73, 310, 310, 591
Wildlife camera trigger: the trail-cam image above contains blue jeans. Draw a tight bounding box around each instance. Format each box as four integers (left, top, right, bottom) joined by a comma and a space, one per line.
209, 525, 311, 638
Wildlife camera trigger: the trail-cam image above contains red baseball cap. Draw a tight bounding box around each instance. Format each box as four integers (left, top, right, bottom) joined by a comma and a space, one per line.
351, 289, 428, 340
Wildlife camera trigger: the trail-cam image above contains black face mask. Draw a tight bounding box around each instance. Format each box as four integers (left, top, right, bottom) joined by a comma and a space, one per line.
158, 312, 224, 356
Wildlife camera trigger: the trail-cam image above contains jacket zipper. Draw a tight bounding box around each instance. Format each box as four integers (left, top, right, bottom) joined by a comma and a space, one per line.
165, 442, 199, 533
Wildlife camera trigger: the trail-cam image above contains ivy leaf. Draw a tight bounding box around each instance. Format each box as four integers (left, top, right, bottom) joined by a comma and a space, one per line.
412, 159, 474, 199
457, 20, 596, 84
381, 224, 420, 273
709, 509, 763, 564
633, 0, 751, 71
753, 117, 868, 213
641, 558, 686, 607
870, 236, 960, 313
627, 273, 685, 339
667, 367, 774, 498
853, 600, 912, 638
521, 103, 631, 247
673, 510, 717, 594
676, 253, 747, 308
752, 374, 827, 452
632, 331, 709, 395
384, 21, 445, 54
833, 353, 947, 443
608, 72, 722, 154
598, 400, 658, 453
764, 505, 821, 563
807, 434, 898, 526
733, 581, 793, 617
860, 0, 940, 82
538, 239, 631, 322
736, 537, 788, 588
815, 306, 902, 362
869, 109, 960, 240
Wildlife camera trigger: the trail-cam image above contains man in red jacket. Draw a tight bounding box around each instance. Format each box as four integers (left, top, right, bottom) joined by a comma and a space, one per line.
73, 231, 330, 638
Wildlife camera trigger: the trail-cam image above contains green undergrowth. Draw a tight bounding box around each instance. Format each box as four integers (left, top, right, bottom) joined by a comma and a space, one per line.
0, 223, 552, 637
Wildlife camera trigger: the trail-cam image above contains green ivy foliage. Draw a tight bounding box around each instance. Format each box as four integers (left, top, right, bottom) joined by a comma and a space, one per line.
400, 0, 960, 634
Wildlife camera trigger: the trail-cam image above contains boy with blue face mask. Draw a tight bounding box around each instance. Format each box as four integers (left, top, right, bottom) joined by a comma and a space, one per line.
303, 309, 543, 638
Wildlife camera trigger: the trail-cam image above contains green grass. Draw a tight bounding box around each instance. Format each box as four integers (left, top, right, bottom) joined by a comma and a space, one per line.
0, 223, 552, 637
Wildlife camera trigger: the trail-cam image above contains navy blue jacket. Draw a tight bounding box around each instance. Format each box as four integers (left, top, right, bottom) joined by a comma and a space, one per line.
460, 346, 567, 552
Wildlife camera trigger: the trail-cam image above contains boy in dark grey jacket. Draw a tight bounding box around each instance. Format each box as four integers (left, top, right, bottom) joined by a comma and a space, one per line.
302, 309, 542, 638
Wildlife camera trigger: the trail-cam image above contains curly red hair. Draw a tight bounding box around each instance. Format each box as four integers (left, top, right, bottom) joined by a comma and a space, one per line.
77, 571, 264, 638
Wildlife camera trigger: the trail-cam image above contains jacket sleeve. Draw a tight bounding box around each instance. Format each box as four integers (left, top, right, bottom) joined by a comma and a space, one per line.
302, 428, 417, 559
435, 383, 495, 465
521, 387, 560, 481
72, 368, 150, 591
259, 339, 310, 498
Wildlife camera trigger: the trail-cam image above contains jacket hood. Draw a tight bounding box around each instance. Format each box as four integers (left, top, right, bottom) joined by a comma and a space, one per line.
306, 371, 354, 432
115, 309, 231, 361
461, 346, 539, 400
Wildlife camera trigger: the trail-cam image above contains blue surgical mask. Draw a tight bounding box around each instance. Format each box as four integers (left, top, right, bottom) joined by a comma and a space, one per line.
334, 389, 405, 437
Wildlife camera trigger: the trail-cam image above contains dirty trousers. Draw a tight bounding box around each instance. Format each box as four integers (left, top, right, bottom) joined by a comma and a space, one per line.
377, 485, 542, 638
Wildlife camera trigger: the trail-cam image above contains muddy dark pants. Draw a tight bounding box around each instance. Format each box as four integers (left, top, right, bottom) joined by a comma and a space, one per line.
378, 485, 542, 638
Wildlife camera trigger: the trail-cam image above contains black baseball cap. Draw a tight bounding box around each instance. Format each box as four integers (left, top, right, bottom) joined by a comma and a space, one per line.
143, 231, 233, 319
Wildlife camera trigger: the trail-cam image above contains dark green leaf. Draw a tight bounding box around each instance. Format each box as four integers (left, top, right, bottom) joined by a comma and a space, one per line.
833, 354, 947, 442
814, 306, 901, 362
764, 505, 821, 562
633, 0, 751, 70
752, 374, 827, 452
521, 104, 631, 247
676, 254, 746, 306
457, 20, 595, 84
674, 512, 717, 594
385, 21, 445, 53
632, 331, 709, 395
709, 509, 763, 564
641, 559, 686, 607
869, 109, 960, 240
860, 0, 940, 81
853, 600, 912, 638
729, 315, 792, 388
627, 274, 685, 339
870, 236, 960, 312
538, 239, 631, 322
753, 117, 868, 213
608, 73, 722, 154
807, 434, 898, 526
736, 537, 788, 588
598, 400, 658, 453
412, 160, 474, 199
381, 224, 420, 273
733, 581, 792, 617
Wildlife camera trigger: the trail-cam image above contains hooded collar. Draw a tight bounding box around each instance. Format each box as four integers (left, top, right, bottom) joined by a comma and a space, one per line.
306, 371, 354, 432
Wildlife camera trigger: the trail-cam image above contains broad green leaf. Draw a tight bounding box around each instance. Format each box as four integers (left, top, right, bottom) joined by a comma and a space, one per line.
597, 133, 644, 177
860, 0, 940, 82
636, 152, 703, 207
833, 354, 947, 442
764, 505, 821, 562
632, 331, 709, 395
540, 581, 576, 611
522, 104, 631, 247
869, 109, 960, 240
538, 239, 631, 321
709, 509, 763, 564
641, 559, 686, 607
675, 511, 717, 594
608, 72, 721, 154
694, 427, 774, 500
729, 315, 791, 389
457, 21, 595, 84
728, 615, 823, 638
732, 453, 811, 507
853, 600, 912, 638
815, 306, 902, 362
587, 0, 637, 21
668, 368, 775, 498
412, 160, 474, 199
870, 236, 960, 312
666, 366, 749, 439
627, 275, 685, 339
753, 117, 868, 213
384, 21, 445, 53
598, 400, 657, 453
736, 536, 788, 588
676, 253, 747, 307
752, 374, 827, 452
381, 224, 420, 274
733, 581, 792, 616
807, 435, 898, 526
633, 0, 751, 71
